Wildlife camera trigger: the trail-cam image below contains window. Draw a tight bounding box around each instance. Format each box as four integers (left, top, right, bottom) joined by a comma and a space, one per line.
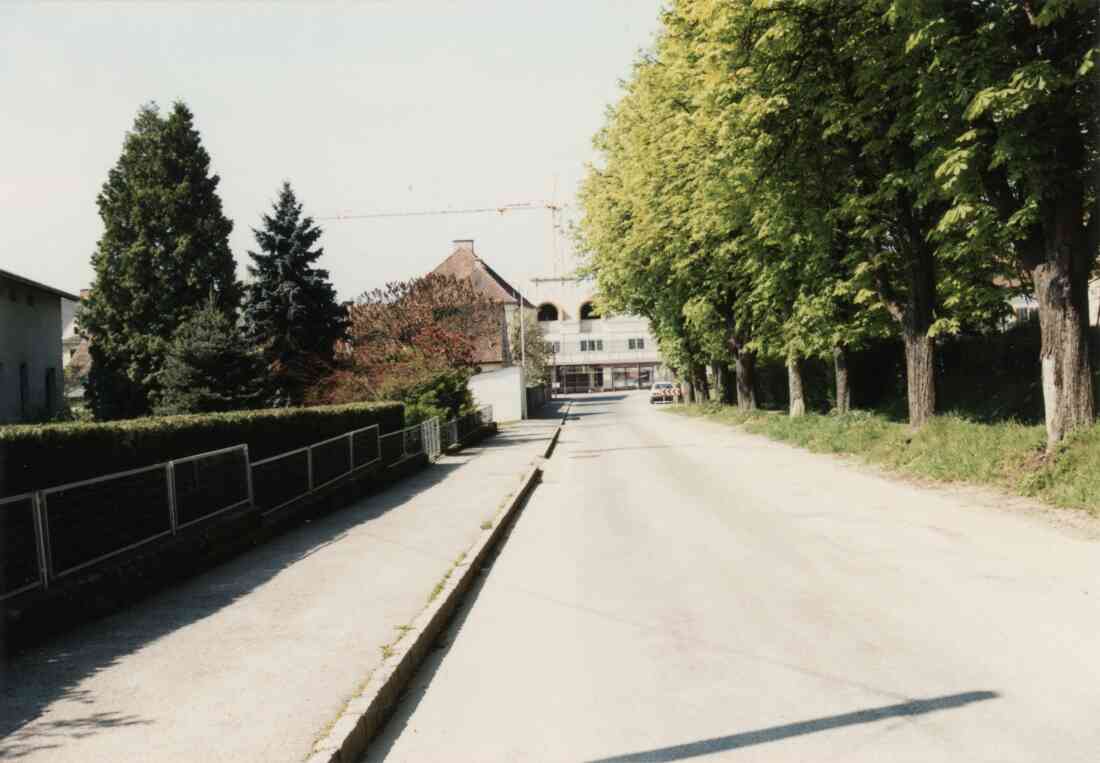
628, 338, 646, 350
44, 368, 56, 416
579, 339, 604, 352
19, 362, 29, 420
545, 341, 560, 354
537, 303, 559, 322
579, 302, 600, 320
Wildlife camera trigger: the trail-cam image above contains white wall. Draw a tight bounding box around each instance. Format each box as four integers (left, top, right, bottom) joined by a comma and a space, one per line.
468, 365, 526, 422
0, 278, 64, 423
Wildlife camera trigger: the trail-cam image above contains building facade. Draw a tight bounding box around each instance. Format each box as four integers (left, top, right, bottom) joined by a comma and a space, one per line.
527, 276, 668, 393
0, 269, 79, 424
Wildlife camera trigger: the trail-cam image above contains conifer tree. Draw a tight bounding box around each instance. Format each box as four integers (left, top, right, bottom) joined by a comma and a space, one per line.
79, 102, 240, 419
242, 182, 346, 406
155, 298, 264, 415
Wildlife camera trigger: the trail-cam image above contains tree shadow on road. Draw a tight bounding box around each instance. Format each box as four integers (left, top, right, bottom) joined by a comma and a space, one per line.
585, 691, 999, 762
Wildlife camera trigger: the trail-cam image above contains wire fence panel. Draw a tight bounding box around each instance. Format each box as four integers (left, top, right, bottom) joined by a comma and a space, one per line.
403, 425, 424, 457
379, 431, 404, 467
440, 419, 458, 451
251, 448, 310, 514
351, 425, 380, 469
311, 434, 352, 489
43, 465, 172, 579
0, 493, 42, 598
172, 446, 250, 529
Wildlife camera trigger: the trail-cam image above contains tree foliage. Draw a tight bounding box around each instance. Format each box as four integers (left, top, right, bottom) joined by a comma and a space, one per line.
309, 274, 498, 416
155, 298, 265, 416
79, 102, 240, 420
242, 181, 346, 407
578, 0, 1097, 445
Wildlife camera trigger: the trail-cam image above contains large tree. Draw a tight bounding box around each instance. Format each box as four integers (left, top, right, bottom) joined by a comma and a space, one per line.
906, 0, 1099, 448
242, 182, 346, 406
79, 102, 240, 419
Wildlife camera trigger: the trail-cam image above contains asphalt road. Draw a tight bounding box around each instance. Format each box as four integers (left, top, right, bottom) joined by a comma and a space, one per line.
367, 391, 1100, 762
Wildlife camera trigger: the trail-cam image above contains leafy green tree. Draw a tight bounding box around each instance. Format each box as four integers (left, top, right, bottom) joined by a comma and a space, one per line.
904, 0, 1099, 448
155, 298, 265, 415
242, 182, 346, 406
79, 102, 240, 419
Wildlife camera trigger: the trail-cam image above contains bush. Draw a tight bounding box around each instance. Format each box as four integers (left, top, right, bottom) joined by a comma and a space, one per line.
0, 401, 404, 498
375, 368, 474, 425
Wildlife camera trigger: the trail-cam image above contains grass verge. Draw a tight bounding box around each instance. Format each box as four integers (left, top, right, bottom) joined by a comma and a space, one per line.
669, 403, 1100, 515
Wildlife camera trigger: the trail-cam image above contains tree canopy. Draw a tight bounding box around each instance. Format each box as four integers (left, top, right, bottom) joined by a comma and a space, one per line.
79, 102, 240, 419
578, 0, 1097, 447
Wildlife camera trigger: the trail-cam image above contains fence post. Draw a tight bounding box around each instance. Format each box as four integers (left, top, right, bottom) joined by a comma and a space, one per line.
348, 431, 355, 470
243, 445, 255, 508
166, 462, 178, 534
32, 491, 50, 589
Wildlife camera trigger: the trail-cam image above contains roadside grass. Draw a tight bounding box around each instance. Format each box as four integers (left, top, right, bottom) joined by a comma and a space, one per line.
670, 403, 1100, 515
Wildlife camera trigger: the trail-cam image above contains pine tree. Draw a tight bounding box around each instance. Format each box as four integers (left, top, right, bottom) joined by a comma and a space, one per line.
78, 102, 240, 419
242, 182, 346, 406
155, 298, 264, 415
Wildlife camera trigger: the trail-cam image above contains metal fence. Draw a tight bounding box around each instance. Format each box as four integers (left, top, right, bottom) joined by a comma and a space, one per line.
0, 407, 495, 601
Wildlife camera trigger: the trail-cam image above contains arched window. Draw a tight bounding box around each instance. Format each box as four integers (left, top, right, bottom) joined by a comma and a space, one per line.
537, 303, 559, 322
579, 301, 601, 320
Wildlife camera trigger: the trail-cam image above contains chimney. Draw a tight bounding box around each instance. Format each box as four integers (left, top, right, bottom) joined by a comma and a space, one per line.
453, 239, 475, 253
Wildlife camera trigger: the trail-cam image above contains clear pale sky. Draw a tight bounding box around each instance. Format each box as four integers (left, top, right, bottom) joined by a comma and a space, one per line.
0, 1, 663, 301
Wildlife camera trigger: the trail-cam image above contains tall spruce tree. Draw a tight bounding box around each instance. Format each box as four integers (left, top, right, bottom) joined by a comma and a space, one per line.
242, 182, 346, 406
79, 102, 240, 420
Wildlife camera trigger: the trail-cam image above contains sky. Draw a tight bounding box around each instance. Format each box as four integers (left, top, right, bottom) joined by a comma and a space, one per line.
0, 1, 664, 301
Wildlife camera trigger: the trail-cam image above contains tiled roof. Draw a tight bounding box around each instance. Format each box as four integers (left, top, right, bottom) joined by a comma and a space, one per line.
0, 269, 80, 301
431, 246, 535, 308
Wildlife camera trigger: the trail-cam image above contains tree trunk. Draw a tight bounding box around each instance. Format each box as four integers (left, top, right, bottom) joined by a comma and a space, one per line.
734, 349, 757, 410
1033, 257, 1095, 449
903, 330, 935, 428
717, 362, 735, 404
693, 363, 710, 402
833, 345, 851, 414
787, 355, 805, 418
683, 377, 696, 404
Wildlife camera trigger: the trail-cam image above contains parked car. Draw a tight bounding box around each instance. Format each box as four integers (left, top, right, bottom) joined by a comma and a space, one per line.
650, 381, 676, 404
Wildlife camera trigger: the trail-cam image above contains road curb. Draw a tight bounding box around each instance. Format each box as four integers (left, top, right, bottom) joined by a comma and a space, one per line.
306, 448, 548, 763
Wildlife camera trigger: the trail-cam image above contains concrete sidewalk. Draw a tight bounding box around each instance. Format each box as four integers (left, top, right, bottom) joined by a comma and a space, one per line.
0, 411, 560, 762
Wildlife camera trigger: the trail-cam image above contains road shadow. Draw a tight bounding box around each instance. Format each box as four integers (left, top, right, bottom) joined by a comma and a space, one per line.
585, 691, 1000, 762
0, 446, 491, 759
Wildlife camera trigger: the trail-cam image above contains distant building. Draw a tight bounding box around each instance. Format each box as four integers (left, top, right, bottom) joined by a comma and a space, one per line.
1005, 277, 1100, 328
430, 239, 534, 371
61, 289, 92, 401
528, 276, 669, 393
0, 269, 80, 423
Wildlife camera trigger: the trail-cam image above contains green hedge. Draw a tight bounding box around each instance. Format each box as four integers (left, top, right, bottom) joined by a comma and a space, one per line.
0, 402, 404, 498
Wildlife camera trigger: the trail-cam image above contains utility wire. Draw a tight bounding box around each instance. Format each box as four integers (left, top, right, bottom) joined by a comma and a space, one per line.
318, 201, 565, 221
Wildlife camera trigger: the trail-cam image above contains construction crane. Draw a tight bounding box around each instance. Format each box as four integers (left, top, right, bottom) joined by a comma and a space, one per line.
319, 199, 571, 277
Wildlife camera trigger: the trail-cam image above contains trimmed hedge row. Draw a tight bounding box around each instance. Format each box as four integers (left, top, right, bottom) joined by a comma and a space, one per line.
0, 402, 404, 498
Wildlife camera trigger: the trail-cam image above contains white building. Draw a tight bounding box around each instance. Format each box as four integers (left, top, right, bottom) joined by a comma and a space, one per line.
527, 276, 668, 393
0, 269, 80, 423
